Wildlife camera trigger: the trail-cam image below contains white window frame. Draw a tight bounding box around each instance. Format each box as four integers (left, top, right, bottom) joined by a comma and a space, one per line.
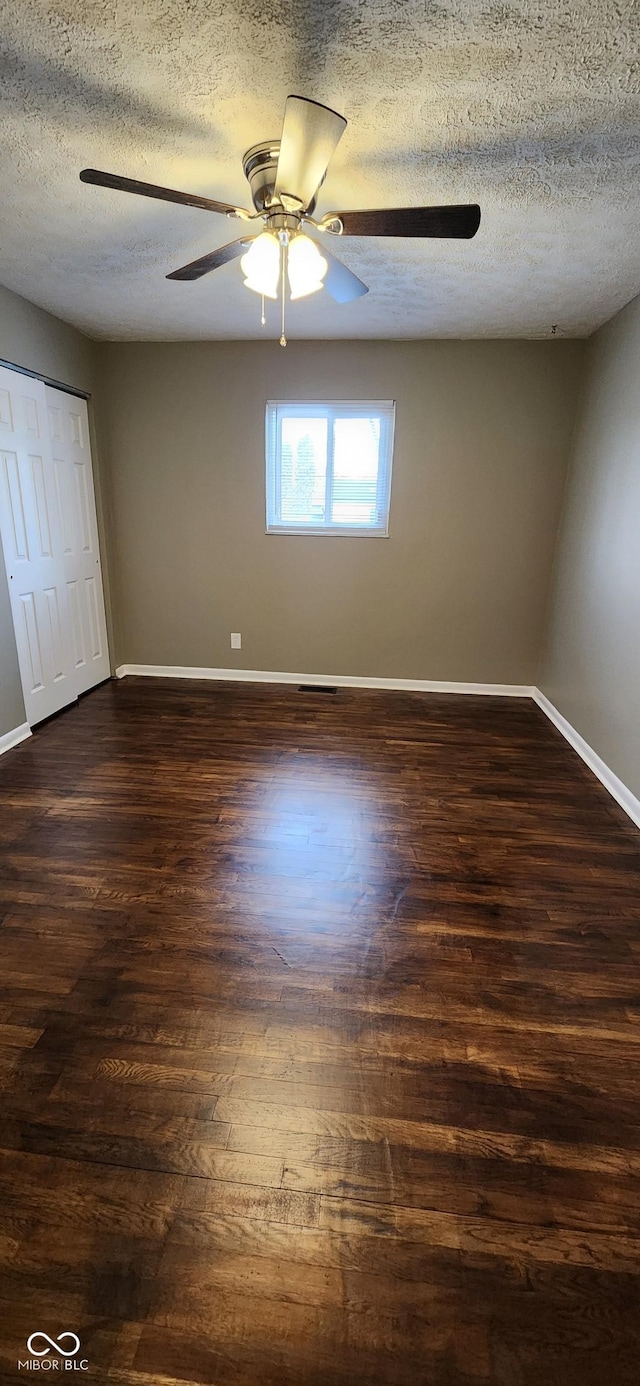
265, 399, 396, 537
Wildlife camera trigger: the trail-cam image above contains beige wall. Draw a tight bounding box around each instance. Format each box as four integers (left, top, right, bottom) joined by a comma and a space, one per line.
0, 283, 106, 737
0, 283, 97, 393
98, 338, 584, 684
539, 293, 640, 801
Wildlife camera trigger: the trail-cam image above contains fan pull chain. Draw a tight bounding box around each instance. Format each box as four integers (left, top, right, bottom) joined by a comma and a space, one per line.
280, 240, 287, 347
261, 294, 266, 328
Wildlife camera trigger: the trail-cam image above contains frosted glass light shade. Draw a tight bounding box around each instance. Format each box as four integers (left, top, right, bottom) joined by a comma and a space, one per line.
287, 234, 328, 300
241, 232, 280, 299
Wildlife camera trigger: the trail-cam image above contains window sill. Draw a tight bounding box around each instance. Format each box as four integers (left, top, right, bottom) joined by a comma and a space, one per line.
265, 527, 390, 538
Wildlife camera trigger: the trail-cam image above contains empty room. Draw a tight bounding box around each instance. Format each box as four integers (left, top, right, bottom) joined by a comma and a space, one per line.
1, 0, 640, 1382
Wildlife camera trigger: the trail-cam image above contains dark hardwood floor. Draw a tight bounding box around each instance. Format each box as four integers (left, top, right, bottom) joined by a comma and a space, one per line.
1, 677, 640, 1385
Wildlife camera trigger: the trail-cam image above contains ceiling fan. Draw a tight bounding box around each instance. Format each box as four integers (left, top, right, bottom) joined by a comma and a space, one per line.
80, 95, 481, 344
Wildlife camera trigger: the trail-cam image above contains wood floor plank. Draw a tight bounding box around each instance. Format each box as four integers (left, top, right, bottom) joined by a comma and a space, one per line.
1, 676, 640, 1382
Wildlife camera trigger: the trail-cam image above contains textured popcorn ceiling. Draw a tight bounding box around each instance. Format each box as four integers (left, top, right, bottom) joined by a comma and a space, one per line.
1, 0, 639, 340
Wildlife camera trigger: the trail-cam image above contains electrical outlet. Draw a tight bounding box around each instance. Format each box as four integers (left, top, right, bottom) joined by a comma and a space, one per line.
230, 632, 242, 650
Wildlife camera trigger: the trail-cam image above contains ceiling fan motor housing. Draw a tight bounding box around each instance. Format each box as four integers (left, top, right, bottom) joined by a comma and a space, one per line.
242, 141, 317, 217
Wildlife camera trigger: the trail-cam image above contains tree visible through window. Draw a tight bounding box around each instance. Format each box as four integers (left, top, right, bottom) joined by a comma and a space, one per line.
266, 401, 395, 535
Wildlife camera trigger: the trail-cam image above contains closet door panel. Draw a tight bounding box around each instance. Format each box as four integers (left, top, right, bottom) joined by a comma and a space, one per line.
0, 367, 77, 723
46, 387, 110, 693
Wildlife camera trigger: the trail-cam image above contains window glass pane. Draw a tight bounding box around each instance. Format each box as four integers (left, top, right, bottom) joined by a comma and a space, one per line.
266, 401, 394, 534
331, 416, 381, 526
280, 416, 328, 525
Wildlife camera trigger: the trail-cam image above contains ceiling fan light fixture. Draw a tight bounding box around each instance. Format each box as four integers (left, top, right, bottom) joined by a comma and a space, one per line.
240, 231, 280, 299
287, 233, 328, 300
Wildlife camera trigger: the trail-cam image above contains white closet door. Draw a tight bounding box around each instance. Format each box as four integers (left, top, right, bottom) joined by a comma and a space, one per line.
46, 387, 110, 694
0, 366, 78, 723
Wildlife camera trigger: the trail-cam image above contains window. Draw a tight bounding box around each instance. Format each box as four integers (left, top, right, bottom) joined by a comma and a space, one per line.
265, 400, 395, 536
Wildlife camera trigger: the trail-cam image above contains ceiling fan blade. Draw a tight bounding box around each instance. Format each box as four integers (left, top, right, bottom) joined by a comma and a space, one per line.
166, 237, 255, 281
275, 96, 346, 211
80, 168, 247, 218
325, 204, 481, 238
319, 242, 368, 304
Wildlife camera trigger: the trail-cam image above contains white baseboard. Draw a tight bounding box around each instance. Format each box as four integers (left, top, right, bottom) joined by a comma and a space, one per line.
115, 664, 534, 698
533, 688, 640, 831
0, 721, 31, 757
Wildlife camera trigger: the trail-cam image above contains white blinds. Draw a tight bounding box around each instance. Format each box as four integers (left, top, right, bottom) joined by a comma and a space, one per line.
265, 400, 395, 535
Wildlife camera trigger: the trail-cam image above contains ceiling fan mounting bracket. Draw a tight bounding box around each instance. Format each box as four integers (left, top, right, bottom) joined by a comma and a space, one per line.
318, 214, 344, 235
